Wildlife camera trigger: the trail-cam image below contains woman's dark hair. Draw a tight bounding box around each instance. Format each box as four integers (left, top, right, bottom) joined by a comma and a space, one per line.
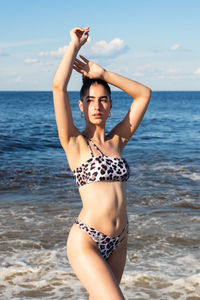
80, 76, 111, 100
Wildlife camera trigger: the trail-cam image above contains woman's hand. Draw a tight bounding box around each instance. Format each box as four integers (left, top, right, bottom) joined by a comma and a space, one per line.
70, 27, 89, 49
73, 55, 105, 79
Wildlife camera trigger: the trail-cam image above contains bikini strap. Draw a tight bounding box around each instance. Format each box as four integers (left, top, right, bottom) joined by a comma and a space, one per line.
84, 136, 94, 157
118, 222, 129, 238
88, 138, 104, 156
83, 135, 104, 156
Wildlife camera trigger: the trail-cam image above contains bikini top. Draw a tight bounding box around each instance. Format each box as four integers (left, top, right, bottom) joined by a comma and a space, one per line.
73, 136, 130, 187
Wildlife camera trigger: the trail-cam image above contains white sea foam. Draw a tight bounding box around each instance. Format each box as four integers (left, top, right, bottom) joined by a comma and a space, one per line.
0, 246, 89, 299
121, 270, 200, 299
1, 241, 200, 300
0, 187, 199, 299
152, 162, 200, 182
181, 171, 200, 181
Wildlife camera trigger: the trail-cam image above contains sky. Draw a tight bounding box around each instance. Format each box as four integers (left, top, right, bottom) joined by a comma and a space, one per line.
0, 0, 200, 91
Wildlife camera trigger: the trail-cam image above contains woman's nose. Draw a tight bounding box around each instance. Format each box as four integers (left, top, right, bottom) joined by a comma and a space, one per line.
94, 100, 100, 109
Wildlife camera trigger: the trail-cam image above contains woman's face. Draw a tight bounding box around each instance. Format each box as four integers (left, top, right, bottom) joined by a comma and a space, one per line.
80, 84, 112, 125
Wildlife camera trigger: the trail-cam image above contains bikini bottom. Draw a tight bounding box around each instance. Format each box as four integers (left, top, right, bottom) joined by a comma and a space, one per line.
75, 218, 128, 260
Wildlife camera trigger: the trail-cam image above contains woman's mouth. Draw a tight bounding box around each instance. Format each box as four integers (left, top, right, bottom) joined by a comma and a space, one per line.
93, 113, 102, 118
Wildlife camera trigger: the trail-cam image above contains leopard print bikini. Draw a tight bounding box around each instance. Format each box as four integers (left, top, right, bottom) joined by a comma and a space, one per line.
75, 218, 128, 259
73, 135, 129, 259
73, 136, 130, 187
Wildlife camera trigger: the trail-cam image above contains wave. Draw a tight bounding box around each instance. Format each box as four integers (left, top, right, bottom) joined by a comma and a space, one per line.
121, 270, 200, 299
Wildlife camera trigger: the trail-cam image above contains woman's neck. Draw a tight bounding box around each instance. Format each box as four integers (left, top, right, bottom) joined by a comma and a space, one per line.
83, 126, 106, 143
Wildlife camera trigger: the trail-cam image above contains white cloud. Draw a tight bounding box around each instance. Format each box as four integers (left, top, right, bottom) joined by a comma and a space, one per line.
131, 64, 183, 81
37, 38, 128, 59
24, 58, 54, 66
166, 68, 178, 74
38, 61, 54, 66
0, 39, 52, 48
170, 44, 180, 51
157, 75, 165, 79
194, 68, 200, 75
135, 64, 155, 74
133, 72, 145, 77
25, 58, 38, 63
15, 76, 23, 83
84, 38, 128, 58
38, 46, 68, 58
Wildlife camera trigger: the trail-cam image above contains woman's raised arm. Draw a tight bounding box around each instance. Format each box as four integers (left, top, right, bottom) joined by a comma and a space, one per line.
52, 27, 89, 150
73, 56, 151, 147
103, 69, 151, 145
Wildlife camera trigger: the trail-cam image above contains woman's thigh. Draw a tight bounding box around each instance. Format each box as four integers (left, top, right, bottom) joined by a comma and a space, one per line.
67, 224, 125, 300
107, 237, 128, 284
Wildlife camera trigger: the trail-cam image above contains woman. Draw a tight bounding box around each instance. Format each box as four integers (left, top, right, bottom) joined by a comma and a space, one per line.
53, 26, 151, 300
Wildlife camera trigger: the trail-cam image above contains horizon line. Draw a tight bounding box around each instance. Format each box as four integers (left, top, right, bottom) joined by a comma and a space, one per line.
0, 90, 200, 92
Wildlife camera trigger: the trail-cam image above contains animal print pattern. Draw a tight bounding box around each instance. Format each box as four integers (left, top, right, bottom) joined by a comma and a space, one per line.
73, 135, 129, 187
75, 218, 128, 259
73, 155, 130, 187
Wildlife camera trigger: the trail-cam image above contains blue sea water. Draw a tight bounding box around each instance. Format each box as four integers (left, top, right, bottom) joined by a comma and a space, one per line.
0, 91, 200, 299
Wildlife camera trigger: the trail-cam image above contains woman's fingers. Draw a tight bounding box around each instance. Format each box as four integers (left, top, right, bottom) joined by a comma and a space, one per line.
70, 27, 84, 37
70, 27, 89, 45
74, 58, 85, 67
73, 66, 88, 77
72, 65, 82, 74
72, 26, 89, 34
79, 55, 89, 63
73, 57, 89, 75
74, 56, 90, 70
73, 58, 87, 72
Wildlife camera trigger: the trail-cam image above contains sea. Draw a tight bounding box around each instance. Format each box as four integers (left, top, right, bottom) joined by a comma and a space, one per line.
0, 91, 200, 300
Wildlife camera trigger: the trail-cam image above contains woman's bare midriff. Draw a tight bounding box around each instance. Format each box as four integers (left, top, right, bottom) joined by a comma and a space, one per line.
78, 181, 128, 236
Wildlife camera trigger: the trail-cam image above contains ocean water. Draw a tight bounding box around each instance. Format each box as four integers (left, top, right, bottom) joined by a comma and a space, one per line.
0, 91, 200, 299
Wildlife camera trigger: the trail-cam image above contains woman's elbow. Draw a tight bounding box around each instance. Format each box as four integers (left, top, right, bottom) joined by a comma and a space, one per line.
144, 86, 151, 99
147, 87, 152, 99
52, 79, 66, 91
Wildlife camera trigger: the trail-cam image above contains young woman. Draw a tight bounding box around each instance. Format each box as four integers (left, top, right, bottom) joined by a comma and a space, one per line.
53, 26, 151, 300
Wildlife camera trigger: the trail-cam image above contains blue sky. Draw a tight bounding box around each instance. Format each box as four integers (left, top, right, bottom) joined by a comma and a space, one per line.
1, 0, 200, 91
